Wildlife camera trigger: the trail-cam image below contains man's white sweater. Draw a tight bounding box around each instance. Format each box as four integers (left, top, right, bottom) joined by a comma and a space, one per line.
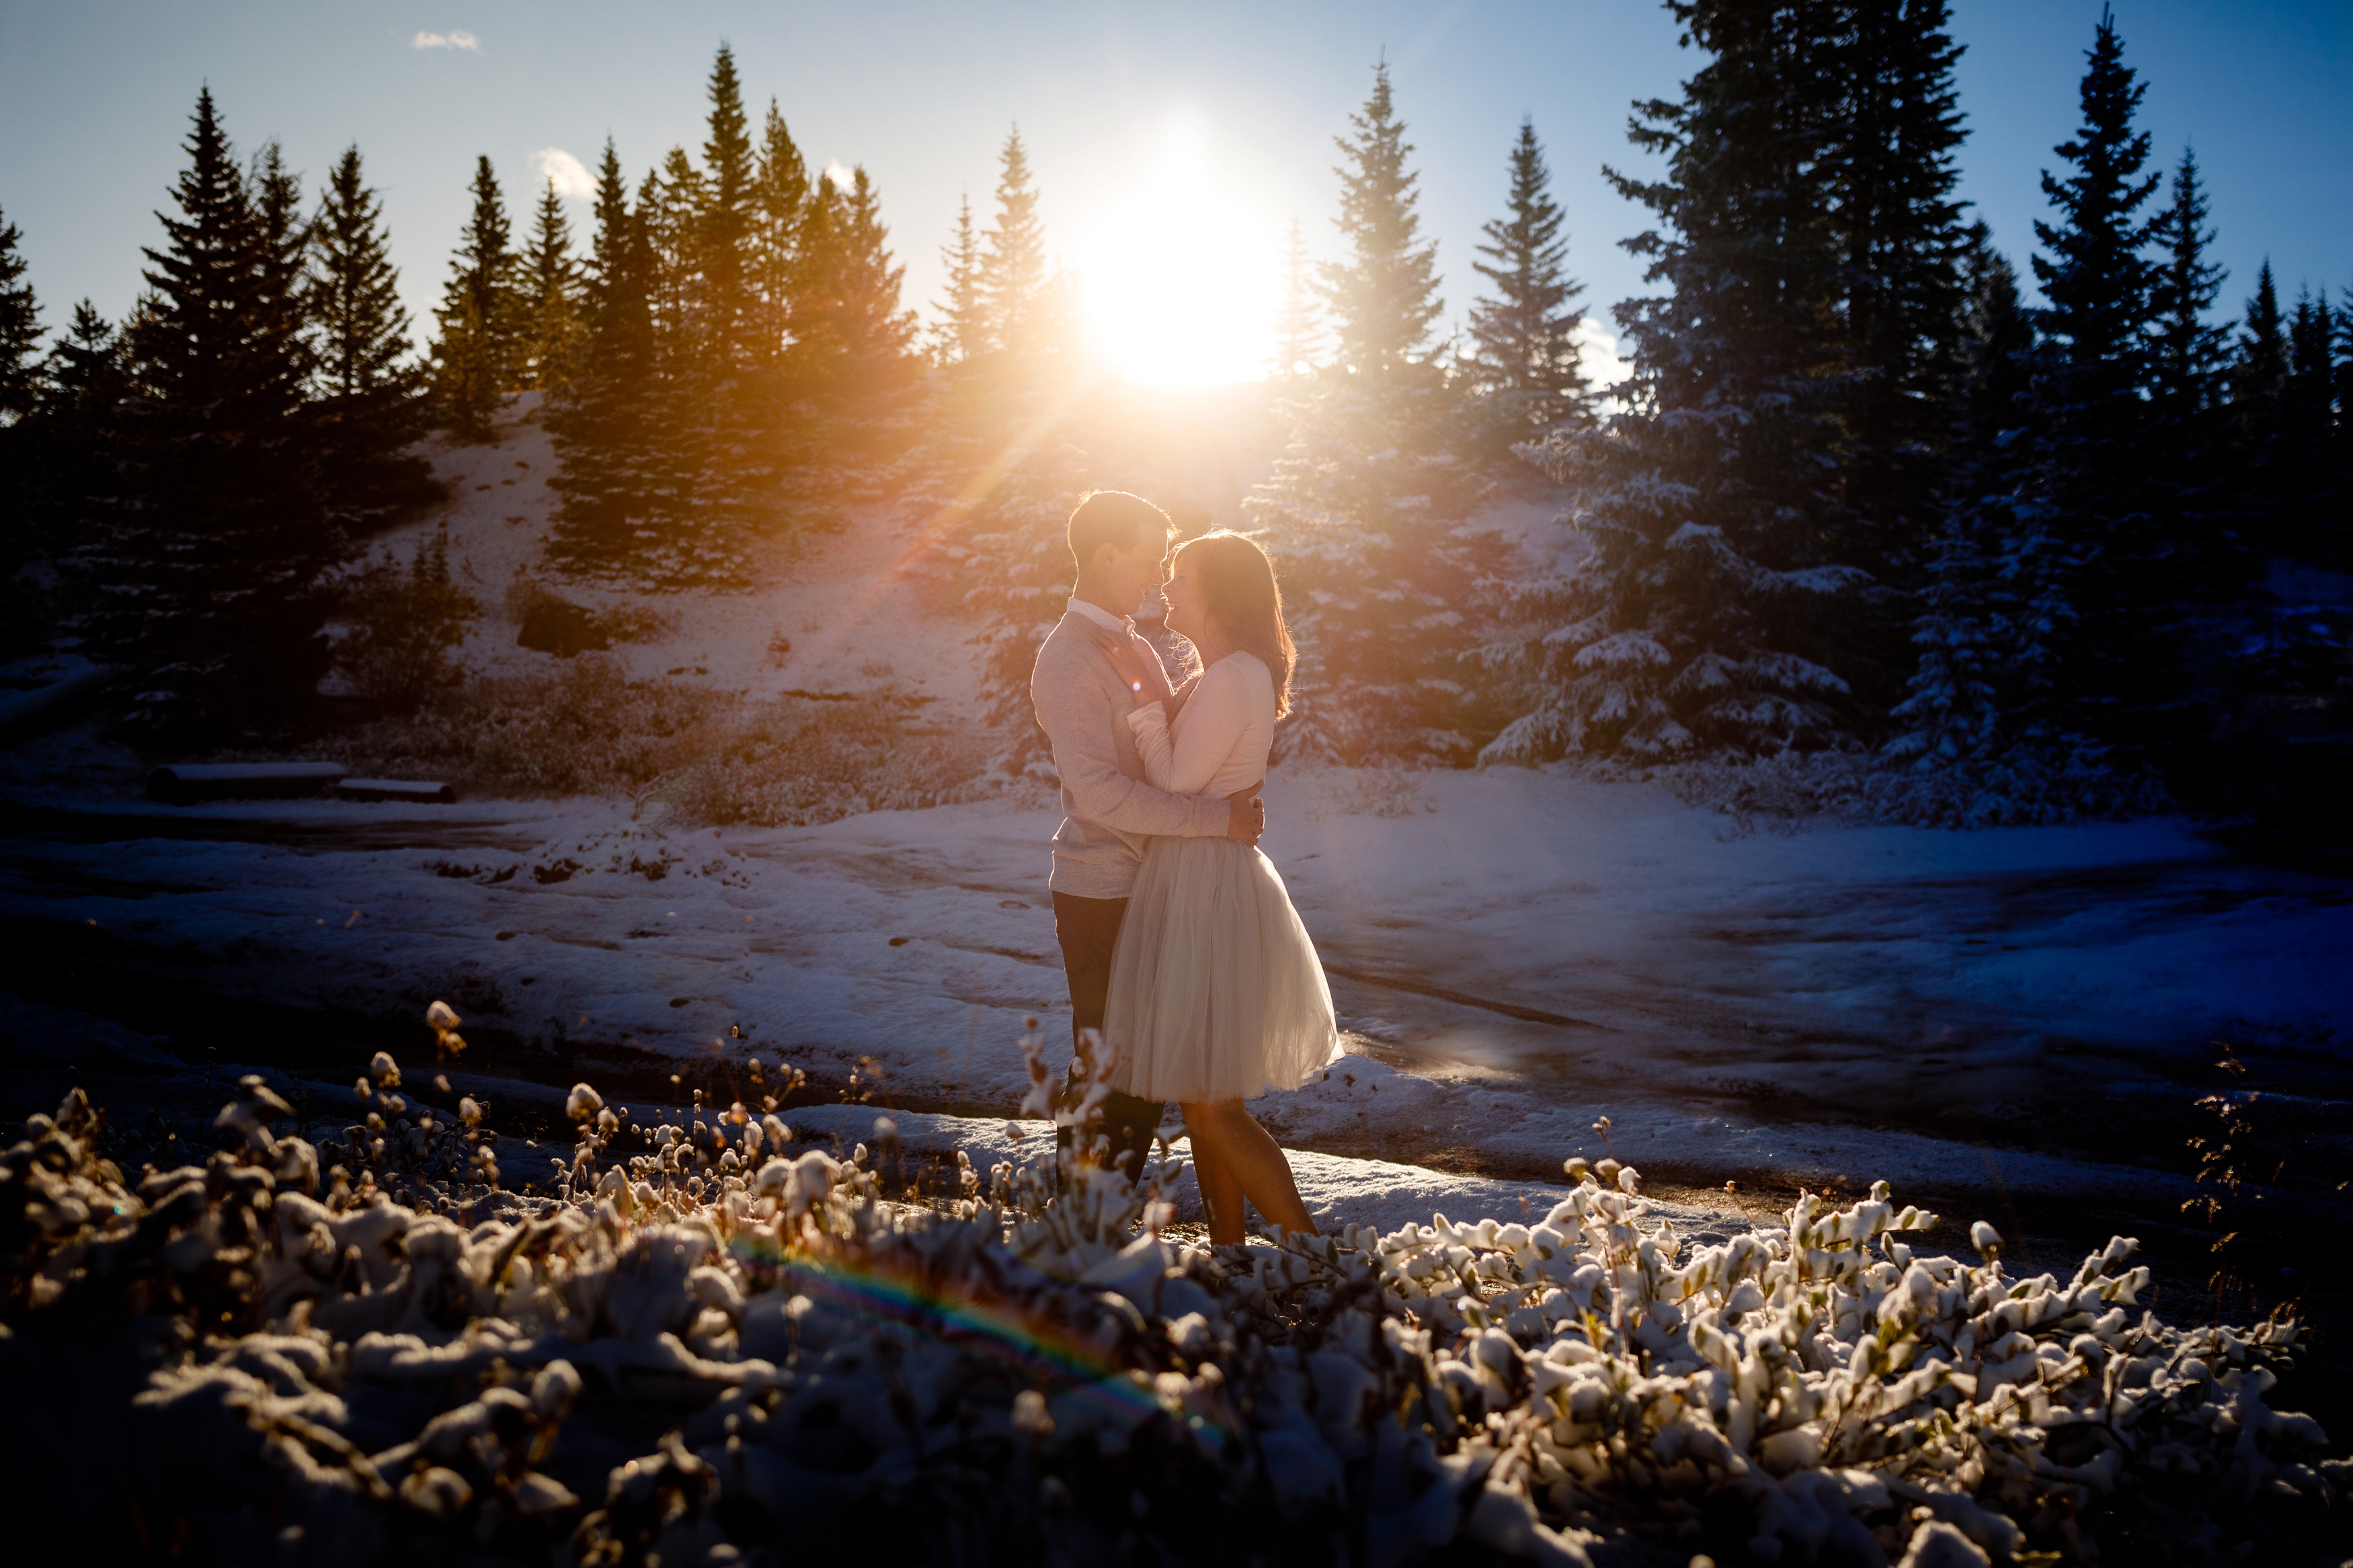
1029, 607, 1231, 899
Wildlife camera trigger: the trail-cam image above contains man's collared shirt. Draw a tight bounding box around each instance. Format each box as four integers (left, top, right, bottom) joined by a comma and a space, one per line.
1064, 596, 1130, 635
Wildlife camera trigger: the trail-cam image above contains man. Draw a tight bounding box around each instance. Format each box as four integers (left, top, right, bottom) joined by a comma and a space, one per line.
1029, 490, 1264, 1182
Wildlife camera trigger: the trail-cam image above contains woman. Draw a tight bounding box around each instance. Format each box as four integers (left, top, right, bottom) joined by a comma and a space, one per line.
1102, 531, 1337, 1244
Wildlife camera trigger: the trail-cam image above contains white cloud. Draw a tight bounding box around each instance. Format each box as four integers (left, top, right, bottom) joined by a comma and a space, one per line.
1572, 317, 1634, 395
531, 147, 596, 200
411, 30, 480, 51
823, 159, 852, 189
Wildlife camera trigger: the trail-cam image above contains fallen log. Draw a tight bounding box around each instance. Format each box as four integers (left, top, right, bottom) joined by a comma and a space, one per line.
145, 761, 348, 804
0, 665, 120, 745
335, 778, 457, 804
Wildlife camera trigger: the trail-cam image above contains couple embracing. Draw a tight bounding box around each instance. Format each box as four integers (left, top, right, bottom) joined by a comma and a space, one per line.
1029, 491, 1337, 1245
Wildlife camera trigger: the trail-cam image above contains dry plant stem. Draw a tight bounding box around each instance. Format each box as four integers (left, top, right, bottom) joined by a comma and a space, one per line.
1181, 1098, 1316, 1243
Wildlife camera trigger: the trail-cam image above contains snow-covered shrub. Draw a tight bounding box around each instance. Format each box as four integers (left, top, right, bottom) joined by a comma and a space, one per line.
1, 1008, 2341, 1565
670, 692, 990, 827
335, 524, 481, 710
1527, 747, 2173, 834
326, 659, 996, 821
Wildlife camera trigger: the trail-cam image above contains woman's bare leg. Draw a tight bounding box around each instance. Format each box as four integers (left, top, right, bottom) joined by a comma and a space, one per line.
1181, 1100, 1316, 1240
1191, 1139, 1248, 1245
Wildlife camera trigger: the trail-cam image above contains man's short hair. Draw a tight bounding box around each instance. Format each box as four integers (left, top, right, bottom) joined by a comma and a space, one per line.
1066, 491, 1173, 572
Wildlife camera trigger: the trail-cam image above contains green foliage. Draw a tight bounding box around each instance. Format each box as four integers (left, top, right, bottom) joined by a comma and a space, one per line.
0, 204, 40, 422
1464, 118, 1588, 439
310, 145, 434, 531
1250, 64, 1501, 764
431, 155, 522, 443
516, 178, 583, 391
1322, 63, 1443, 378
79, 89, 342, 737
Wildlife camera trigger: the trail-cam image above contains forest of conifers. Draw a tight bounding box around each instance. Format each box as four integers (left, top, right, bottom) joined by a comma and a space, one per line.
1, 1, 2346, 825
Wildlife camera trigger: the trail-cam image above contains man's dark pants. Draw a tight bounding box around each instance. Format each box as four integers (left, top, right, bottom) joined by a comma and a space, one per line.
1051, 891, 1162, 1185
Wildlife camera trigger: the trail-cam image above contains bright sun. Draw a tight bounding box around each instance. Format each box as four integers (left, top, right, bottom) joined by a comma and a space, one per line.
1078, 126, 1277, 386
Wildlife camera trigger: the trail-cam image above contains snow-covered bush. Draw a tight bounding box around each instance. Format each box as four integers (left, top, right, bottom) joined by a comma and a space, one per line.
1523, 748, 2173, 834
1, 1008, 2341, 1565
326, 657, 990, 819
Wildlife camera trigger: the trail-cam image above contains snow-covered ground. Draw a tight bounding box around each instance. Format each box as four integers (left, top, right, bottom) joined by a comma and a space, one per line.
6, 764, 2347, 1209
5, 407, 2348, 1227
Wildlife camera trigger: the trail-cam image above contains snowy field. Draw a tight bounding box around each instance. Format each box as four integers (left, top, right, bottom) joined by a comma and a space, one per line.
5, 409, 2350, 1235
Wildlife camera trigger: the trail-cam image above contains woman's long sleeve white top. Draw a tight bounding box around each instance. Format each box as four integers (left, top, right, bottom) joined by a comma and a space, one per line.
1125, 651, 1276, 797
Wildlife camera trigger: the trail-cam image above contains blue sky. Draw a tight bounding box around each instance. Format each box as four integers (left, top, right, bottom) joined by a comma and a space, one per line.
1, 1, 2346, 379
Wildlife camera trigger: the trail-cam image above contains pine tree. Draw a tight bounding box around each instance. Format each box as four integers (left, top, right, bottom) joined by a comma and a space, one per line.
85, 87, 338, 733
1465, 118, 1585, 428
13, 300, 124, 597
1322, 63, 1443, 380
1269, 217, 1320, 377
0, 206, 41, 591
2146, 146, 2231, 420
980, 128, 1048, 360
2278, 287, 2340, 543
1889, 227, 2035, 767
432, 155, 520, 441
0, 206, 40, 421
1826, 0, 1971, 585
752, 99, 809, 365
1492, 1, 1870, 763
248, 140, 317, 437
932, 194, 987, 368
791, 166, 915, 423
2013, 5, 2174, 753
2032, 8, 2158, 398
548, 140, 664, 576
2139, 144, 2239, 596
518, 178, 583, 390
2232, 260, 2288, 441
695, 43, 757, 366
309, 145, 432, 530
1247, 62, 1499, 762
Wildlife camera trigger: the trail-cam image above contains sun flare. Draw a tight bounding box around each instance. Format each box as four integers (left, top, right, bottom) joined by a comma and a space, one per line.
1078, 126, 1277, 386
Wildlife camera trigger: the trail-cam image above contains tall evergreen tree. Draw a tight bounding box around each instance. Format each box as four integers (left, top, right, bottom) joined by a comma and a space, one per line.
549, 140, 664, 576
752, 99, 809, 365
1269, 217, 1320, 377
1247, 63, 1499, 762
932, 194, 987, 368
1464, 117, 1587, 438
0, 209, 46, 619
2231, 260, 2288, 440
309, 145, 432, 530
19, 300, 126, 569
2146, 145, 2231, 420
1494, 1, 1870, 763
1322, 63, 1443, 379
0, 206, 40, 422
1889, 226, 2035, 769
431, 156, 520, 441
2032, 8, 2158, 397
694, 43, 757, 366
85, 87, 338, 733
2278, 287, 2340, 540
791, 167, 915, 415
518, 178, 584, 390
1827, 0, 1971, 585
980, 129, 1047, 359
2137, 143, 2240, 596
2009, 5, 2177, 752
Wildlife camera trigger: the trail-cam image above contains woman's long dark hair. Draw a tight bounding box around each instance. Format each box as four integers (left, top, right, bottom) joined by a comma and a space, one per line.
1178, 531, 1295, 718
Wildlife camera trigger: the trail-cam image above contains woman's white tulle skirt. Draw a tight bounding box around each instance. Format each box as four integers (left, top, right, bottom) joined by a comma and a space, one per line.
1103, 835, 1339, 1103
